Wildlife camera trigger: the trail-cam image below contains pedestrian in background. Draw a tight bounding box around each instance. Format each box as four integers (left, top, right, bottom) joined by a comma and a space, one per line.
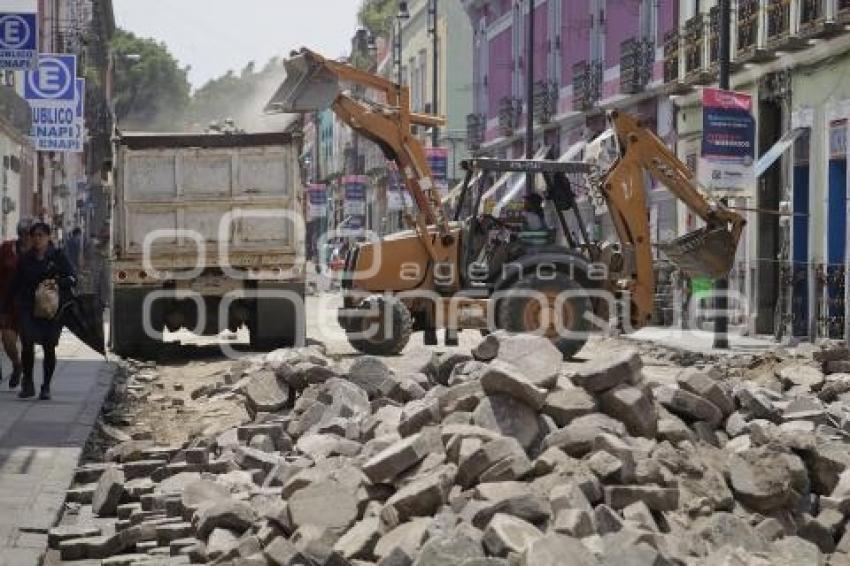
65, 226, 82, 272
8, 223, 76, 400
0, 218, 33, 388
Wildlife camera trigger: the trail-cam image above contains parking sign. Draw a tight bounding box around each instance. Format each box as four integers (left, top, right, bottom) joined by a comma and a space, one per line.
28, 75, 85, 153
0, 11, 37, 70
24, 54, 77, 102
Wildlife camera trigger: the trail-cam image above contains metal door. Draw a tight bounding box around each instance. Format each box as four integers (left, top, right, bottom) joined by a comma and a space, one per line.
827, 158, 846, 338
791, 160, 809, 336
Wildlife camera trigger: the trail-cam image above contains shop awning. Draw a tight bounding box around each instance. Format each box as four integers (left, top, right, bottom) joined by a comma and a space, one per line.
755, 127, 807, 178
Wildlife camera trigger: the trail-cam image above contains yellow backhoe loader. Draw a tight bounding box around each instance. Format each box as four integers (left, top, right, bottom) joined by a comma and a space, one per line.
267, 48, 745, 358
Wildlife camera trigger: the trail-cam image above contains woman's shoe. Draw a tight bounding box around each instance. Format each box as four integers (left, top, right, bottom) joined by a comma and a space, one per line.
38, 386, 50, 401
17, 380, 34, 399
9, 367, 21, 389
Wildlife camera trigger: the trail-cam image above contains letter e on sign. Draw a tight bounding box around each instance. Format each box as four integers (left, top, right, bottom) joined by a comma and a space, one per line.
24, 55, 77, 102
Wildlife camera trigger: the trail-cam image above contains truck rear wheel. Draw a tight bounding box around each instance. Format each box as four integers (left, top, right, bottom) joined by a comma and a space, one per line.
347, 295, 412, 356
111, 288, 160, 359
497, 272, 591, 359
249, 283, 305, 350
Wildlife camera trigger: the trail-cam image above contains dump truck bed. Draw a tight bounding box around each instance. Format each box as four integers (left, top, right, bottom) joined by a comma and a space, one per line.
113, 131, 302, 268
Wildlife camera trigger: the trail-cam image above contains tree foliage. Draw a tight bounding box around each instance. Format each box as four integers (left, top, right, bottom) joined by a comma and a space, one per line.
111, 29, 191, 131
111, 30, 291, 133
185, 57, 288, 132
358, 0, 396, 39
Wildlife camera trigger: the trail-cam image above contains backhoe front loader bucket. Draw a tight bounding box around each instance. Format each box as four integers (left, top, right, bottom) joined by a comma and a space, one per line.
656, 225, 739, 279
265, 51, 340, 113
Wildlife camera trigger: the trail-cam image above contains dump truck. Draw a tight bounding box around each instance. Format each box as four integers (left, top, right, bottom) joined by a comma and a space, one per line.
110, 131, 305, 356
266, 48, 744, 358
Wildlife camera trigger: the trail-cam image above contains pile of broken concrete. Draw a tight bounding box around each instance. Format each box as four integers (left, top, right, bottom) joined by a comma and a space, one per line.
51, 333, 850, 565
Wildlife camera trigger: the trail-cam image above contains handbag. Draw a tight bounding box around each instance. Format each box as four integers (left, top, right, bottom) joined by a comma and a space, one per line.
34, 278, 60, 319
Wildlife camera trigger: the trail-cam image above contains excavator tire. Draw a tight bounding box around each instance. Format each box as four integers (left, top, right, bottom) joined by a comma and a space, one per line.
347, 295, 413, 356
497, 272, 591, 360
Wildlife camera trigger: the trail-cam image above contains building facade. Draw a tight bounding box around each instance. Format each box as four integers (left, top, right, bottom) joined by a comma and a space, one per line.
0, 85, 35, 239
462, 0, 680, 250
35, 0, 114, 239
663, 0, 850, 340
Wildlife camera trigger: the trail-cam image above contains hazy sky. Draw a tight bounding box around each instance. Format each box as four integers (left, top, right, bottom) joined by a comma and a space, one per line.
113, 0, 361, 89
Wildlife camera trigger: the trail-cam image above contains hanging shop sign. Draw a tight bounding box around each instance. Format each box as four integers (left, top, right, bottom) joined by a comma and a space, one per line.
342, 175, 368, 229
307, 183, 327, 219
0, 3, 37, 70
23, 55, 84, 152
699, 87, 756, 196
425, 147, 449, 198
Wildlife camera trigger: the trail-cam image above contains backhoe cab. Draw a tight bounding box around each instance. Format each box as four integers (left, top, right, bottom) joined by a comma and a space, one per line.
267, 48, 745, 359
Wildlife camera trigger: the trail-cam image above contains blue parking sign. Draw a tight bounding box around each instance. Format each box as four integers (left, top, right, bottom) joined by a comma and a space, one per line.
24, 54, 77, 102
0, 12, 37, 70
27, 75, 85, 153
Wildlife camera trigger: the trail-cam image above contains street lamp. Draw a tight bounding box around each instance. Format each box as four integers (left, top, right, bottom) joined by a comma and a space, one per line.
395, 1, 410, 86
428, 0, 439, 147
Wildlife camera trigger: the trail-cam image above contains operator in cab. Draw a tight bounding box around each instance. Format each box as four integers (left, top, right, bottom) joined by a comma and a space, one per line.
522, 192, 548, 231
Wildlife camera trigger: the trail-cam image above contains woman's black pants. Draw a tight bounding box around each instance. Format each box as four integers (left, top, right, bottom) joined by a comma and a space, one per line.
22, 339, 57, 389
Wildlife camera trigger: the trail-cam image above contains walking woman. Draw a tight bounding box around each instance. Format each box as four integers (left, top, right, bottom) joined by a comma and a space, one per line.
0, 219, 33, 388
8, 223, 75, 399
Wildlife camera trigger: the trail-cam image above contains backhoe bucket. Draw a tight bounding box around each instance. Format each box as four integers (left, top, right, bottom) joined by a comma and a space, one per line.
656, 225, 739, 279
265, 51, 340, 113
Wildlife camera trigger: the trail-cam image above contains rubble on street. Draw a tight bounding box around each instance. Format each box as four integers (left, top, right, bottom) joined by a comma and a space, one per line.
49, 333, 850, 566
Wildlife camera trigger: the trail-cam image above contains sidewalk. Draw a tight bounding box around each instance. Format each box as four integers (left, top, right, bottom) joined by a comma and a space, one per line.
624, 326, 779, 356
0, 332, 114, 566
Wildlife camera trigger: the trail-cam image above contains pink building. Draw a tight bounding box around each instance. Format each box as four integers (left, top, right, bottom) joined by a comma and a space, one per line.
462, 0, 679, 158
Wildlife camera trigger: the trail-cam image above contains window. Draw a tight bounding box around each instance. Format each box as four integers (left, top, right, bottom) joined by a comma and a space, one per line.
418, 49, 428, 112
409, 58, 418, 109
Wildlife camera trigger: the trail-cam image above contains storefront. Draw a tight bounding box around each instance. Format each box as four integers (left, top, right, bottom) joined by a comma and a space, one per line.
791, 52, 850, 340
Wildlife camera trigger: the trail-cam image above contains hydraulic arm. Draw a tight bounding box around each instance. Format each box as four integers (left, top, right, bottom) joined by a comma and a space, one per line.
265, 48, 450, 241
602, 110, 746, 326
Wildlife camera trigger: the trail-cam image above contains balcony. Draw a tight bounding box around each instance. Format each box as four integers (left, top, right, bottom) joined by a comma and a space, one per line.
498, 97, 522, 137
708, 6, 720, 68
620, 37, 654, 94
533, 80, 559, 124
799, 0, 845, 38
765, 0, 809, 50
766, 0, 792, 47
466, 113, 485, 150
683, 16, 713, 84
839, 0, 850, 24
663, 29, 681, 84
737, 0, 761, 61
736, 0, 775, 63
573, 61, 602, 111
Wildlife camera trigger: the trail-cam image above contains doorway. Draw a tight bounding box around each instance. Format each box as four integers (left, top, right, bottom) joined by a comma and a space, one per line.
827, 118, 847, 338
756, 98, 783, 334
791, 132, 809, 337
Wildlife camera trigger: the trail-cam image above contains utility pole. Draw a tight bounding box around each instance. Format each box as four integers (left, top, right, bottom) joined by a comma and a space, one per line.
526, 0, 535, 193
713, 0, 731, 349
429, 0, 439, 147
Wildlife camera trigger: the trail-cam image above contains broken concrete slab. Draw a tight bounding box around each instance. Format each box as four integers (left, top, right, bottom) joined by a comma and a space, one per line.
240, 369, 290, 415
92, 466, 126, 517
194, 499, 257, 539
653, 385, 723, 427
598, 385, 658, 439
363, 429, 441, 484
541, 387, 597, 427
481, 513, 543, 557
571, 348, 642, 393
472, 394, 541, 450
479, 360, 548, 410
676, 368, 734, 416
